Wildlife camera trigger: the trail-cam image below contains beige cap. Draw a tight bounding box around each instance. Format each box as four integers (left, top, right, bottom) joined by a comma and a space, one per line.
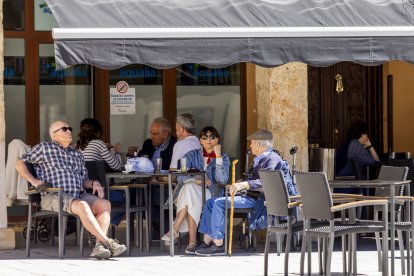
247, 129, 273, 141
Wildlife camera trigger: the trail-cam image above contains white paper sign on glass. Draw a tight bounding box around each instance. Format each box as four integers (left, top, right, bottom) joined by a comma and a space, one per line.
110, 81, 136, 115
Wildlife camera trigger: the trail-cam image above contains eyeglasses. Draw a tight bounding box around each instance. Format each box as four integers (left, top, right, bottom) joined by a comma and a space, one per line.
201, 134, 217, 140
53, 126, 73, 133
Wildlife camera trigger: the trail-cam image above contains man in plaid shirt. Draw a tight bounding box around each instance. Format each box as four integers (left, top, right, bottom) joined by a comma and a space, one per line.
16, 120, 126, 259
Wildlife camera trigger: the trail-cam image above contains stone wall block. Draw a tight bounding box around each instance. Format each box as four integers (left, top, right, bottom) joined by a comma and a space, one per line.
256, 63, 308, 171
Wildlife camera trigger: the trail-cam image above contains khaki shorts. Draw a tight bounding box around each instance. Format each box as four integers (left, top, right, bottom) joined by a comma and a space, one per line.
41, 192, 99, 215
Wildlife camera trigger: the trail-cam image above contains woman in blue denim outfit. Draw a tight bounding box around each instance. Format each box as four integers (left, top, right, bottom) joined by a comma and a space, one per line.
161, 127, 230, 254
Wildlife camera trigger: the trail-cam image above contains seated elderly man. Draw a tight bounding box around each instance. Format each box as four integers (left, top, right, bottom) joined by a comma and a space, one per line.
15, 120, 127, 260
194, 129, 297, 256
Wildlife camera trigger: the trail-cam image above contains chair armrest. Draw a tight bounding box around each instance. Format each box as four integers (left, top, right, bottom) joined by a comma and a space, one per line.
289, 195, 301, 201
288, 201, 301, 208
331, 199, 388, 212
24, 187, 62, 196
110, 183, 147, 190
332, 193, 362, 198
396, 196, 414, 202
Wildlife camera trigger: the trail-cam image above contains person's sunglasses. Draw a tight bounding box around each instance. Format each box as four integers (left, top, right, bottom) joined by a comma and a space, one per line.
53, 126, 73, 133
201, 134, 217, 140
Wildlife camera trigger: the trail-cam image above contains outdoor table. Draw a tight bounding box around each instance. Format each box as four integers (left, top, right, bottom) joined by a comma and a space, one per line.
106, 170, 206, 256
329, 179, 411, 276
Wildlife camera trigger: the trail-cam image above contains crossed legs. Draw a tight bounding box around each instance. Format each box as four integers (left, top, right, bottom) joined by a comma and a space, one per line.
71, 198, 111, 244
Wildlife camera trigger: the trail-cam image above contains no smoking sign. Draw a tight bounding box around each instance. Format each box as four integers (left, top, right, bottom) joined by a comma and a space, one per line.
116, 81, 129, 94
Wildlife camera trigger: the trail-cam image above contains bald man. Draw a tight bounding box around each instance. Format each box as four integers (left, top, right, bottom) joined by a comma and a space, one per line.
16, 120, 126, 259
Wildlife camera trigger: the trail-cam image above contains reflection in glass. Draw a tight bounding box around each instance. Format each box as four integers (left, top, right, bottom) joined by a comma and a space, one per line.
177, 64, 241, 160
3, 0, 25, 31
109, 65, 163, 148
4, 39, 26, 145
39, 44, 92, 142
34, 0, 59, 31
177, 64, 240, 86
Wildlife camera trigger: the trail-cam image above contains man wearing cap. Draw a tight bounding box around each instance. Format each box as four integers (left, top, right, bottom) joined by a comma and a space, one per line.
193, 129, 297, 256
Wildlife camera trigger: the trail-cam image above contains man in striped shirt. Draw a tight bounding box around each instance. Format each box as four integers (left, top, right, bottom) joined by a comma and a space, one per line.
16, 120, 126, 260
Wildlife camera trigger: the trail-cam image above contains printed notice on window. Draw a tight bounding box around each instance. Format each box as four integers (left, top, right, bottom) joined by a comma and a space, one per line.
110, 81, 136, 115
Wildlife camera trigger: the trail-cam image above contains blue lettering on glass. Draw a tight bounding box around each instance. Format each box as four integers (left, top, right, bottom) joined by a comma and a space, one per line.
39, 3, 53, 14
193, 69, 230, 80
50, 68, 89, 79
185, 64, 230, 80
2, 67, 15, 77
119, 68, 156, 78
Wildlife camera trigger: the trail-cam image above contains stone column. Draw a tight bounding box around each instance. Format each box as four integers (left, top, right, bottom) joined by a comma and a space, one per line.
0, 1, 16, 249
256, 62, 308, 171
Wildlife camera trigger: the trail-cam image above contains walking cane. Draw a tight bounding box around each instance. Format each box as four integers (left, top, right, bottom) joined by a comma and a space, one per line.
290, 146, 298, 184
228, 159, 238, 256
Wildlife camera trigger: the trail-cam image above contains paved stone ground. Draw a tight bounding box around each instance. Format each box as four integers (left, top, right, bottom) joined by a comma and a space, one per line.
0, 226, 398, 276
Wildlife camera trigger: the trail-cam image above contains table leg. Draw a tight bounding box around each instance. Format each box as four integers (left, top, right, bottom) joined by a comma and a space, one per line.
168, 174, 174, 257
148, 182, 152, 247
391, 188, 395, 276
160, 184, 165, 252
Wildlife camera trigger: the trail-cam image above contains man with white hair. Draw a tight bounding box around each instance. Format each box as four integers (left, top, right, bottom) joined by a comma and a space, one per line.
194, 129, 297, 256
169, 113, 201, 170
15, 120, 127, 260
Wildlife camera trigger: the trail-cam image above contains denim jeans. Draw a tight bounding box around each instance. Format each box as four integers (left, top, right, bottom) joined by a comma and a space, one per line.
198, 195, 257, 240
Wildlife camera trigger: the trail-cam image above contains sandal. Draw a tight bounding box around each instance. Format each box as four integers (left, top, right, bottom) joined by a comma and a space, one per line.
161, 229, 179, 242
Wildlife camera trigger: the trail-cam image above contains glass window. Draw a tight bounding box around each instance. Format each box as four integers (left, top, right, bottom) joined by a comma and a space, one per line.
34, 0, 58, 31
109, 65, 163, 149
39, 44, 92, 142
177, 64, 241, 160
3, 0, 25, 31
4, 38, 26, 145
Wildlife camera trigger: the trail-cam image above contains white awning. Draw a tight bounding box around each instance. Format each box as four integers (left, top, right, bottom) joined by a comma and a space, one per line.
45, 0, 414, 70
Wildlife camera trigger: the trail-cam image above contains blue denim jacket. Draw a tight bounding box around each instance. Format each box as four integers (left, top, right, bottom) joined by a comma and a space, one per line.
177, 148, 230, 197
248, 150, 298, 230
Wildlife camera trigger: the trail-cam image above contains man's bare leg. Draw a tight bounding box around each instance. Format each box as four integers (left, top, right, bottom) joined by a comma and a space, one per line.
71, 199, 108, 243
91, 198, 111, 236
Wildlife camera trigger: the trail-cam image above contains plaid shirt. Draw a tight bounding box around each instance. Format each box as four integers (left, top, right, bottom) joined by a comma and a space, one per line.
21, 141, 88, 198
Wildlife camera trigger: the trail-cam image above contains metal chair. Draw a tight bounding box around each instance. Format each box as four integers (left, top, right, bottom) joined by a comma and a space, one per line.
259, 170, 302, 276
24, 162, 84, 258
85, 160, 150, 254
373, 165, 408, 274
296, 171, 389, 276
224, 187, 256, 253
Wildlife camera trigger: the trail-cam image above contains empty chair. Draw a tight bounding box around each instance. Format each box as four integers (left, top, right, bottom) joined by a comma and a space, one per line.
85, 160, 150, 254
296, 171, 388, 276
373, 165, 408, 274
259, 170, 302, 276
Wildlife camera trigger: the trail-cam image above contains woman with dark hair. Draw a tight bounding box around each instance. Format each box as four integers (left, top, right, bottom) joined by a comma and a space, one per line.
161, 126, 230, 254
76, 118, 122, 170
337, 121, 380, 177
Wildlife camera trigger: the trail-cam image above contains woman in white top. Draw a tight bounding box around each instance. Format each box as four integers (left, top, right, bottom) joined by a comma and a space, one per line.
76, 118, 122, 170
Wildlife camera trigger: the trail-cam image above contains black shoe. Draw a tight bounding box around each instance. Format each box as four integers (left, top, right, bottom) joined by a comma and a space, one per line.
185, 241, 211, 255
195, 242, 225, 256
